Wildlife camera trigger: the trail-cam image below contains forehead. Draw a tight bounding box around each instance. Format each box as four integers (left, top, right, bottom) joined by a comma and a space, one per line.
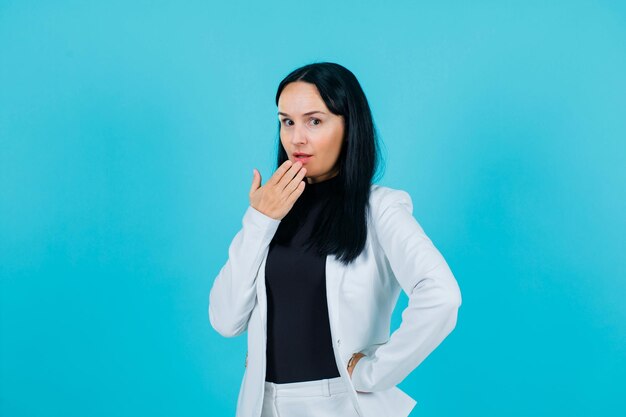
278, 82, 327, 113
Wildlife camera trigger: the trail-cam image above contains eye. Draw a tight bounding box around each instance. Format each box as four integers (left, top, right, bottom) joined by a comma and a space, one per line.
280, 118, 321, 126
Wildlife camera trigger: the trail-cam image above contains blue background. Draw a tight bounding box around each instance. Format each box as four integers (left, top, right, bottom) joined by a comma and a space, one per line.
1, 1, 625, 416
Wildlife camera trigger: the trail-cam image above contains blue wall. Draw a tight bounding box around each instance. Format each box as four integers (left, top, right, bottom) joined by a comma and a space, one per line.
1, 1, 624, 416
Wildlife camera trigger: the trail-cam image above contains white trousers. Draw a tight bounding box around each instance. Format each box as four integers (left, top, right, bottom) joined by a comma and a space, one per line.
261, 376, 360, 417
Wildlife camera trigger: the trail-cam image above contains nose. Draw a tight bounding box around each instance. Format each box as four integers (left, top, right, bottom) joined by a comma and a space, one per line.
290, 123, 307, 146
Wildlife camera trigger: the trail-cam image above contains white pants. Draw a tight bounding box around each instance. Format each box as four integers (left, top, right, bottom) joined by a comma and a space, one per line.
261, 376, 360, 417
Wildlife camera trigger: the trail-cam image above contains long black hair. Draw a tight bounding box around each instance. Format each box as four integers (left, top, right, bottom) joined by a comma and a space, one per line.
274, 62, 386, 265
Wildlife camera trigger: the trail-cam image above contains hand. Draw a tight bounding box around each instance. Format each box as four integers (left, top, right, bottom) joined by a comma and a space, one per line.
250, 160, 307, 220
347, 352, 366, 379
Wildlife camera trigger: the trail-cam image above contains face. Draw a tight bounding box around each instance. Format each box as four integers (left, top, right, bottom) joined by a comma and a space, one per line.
277, 81, 345, 184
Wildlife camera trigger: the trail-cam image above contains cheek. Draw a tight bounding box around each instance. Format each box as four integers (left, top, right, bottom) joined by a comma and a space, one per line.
320, 129, 343, 154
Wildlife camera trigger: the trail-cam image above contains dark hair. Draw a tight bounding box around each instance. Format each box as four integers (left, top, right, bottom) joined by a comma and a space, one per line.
274, 62, 386, 265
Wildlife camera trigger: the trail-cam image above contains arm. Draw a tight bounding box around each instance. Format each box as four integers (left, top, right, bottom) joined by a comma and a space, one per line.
350, 189, 463, 392
208, 205, 281, 337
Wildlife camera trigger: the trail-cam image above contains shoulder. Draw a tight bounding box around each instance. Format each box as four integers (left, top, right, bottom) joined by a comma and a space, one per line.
369, 183, 414, 217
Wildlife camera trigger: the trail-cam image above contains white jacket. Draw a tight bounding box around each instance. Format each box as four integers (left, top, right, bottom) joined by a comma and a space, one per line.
208, 184, 463, 417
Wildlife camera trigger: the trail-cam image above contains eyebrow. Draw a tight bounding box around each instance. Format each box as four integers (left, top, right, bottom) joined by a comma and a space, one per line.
278, 111, 326, 117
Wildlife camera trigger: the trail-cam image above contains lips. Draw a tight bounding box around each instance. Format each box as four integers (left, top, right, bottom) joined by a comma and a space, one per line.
294, 153, 312, 157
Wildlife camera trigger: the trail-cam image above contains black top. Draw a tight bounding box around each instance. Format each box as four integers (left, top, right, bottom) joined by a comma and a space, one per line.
264, 173, 342, 383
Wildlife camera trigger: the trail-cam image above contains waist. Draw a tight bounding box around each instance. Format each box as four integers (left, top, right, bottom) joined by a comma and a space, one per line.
264, 376, 348, 397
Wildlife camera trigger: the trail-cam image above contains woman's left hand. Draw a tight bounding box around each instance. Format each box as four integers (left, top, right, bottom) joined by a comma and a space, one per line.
347, 352, 366, 378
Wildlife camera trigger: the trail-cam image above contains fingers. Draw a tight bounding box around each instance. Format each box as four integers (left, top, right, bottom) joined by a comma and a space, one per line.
249, 168, 260, 196
252, 160, 306, 219
284, 168, 307, 205
283, 162, 307, 193
268, 159, 296, 186
278, 160, 306, 190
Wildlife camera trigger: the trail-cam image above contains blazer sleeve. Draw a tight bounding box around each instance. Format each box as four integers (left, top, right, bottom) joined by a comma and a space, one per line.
350, 189, 462, 392
208, 205, 281, 337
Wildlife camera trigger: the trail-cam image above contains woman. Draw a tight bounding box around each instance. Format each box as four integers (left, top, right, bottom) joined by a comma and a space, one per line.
209, 62, 462, 417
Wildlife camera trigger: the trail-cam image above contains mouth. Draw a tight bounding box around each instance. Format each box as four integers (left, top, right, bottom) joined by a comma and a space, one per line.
293, 153, 313, 163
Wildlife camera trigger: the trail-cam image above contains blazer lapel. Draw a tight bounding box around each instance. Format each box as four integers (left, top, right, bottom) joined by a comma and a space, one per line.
324, 253, 343, 343
257, 255, 268, 333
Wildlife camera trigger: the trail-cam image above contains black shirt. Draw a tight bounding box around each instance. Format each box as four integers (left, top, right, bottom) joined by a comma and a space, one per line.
264, 173, 342, 383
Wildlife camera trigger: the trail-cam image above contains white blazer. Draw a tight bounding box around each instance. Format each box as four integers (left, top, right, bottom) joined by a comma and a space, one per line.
209, 183, 463, 417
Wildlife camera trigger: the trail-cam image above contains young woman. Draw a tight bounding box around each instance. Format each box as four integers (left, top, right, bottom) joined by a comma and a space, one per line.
209, 62, 462, 417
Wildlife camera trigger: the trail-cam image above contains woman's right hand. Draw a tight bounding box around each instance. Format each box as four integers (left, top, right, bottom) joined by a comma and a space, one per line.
249, 160, 307, 220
